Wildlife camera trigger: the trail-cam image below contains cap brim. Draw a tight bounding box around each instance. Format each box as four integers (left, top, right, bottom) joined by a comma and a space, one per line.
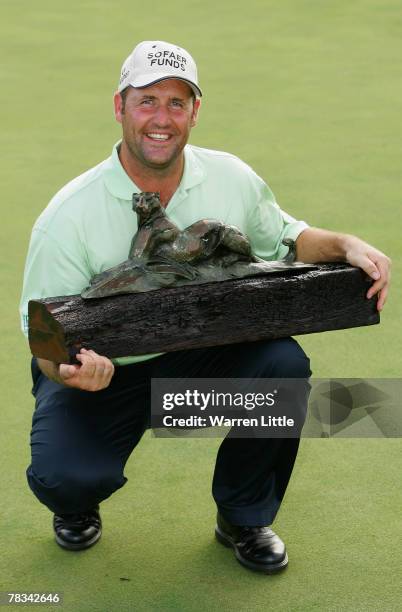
127, 74, 202, 98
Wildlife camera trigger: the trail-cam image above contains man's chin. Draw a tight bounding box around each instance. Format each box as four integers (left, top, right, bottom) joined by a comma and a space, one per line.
145, 156, 173, 167
124, 141, 183, 172
141, 151, 181, 171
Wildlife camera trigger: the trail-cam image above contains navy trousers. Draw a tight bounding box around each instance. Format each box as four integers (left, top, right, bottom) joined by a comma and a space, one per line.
27, 338, 311, 526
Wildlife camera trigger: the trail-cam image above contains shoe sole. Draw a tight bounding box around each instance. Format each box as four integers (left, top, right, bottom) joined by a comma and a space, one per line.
54, 528, 102, 551
215, 526, 288, 574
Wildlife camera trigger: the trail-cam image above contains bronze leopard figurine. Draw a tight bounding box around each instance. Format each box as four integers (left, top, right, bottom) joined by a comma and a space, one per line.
81, 192, 315, 298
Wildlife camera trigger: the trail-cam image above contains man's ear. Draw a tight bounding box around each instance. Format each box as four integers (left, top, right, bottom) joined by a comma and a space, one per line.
190, 98, 201, 127
114, 91, 124, 124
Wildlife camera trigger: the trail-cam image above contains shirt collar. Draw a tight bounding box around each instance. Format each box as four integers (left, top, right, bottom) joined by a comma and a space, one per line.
103, 141, 205, 201
103, 141, 140, 200
180, 145, 205, 191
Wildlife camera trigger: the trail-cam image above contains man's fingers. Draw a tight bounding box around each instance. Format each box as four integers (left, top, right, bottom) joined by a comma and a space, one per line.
377, 285, 389, 311
59, 364, 80, 380
76, 355, 95, 378
93, 357, 106, 380
367, 278, 384, 299
76, 352, 96, 377
349, 246, 391, 310
96, 356, 114, 387
98, 356, 113, 382
354, 255, 381, 280
86, 350, 109, 382
71, 348, 115, 390
376, 255, 391, 284
366, 256, 391, 302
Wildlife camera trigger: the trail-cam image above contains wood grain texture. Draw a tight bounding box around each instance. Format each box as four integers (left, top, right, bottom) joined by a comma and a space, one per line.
28, 264, 379, 364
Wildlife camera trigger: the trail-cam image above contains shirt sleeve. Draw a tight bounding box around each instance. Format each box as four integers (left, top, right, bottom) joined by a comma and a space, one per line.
246, 177, 309, 261
19, 227, 91, 337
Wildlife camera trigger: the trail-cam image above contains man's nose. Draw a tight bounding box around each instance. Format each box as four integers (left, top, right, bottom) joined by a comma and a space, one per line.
153, 104, 171, 127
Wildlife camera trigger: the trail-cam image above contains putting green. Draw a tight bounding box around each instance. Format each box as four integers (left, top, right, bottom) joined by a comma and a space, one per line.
1, 0, 401, 610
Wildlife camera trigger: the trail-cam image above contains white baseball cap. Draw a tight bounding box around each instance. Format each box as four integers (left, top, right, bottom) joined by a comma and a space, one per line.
118, 40, 202, 98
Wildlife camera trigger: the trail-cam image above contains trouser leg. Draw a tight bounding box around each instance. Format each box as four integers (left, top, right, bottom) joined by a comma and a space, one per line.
27, 358, 151, 515
151, 338, 311, 526
211, 339, 311, 525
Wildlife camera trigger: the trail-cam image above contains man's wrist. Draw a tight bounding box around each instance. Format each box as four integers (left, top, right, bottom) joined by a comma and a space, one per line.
340, 234, 366, 262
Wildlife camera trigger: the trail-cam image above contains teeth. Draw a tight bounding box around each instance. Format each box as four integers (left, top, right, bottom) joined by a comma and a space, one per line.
147, 133, 169, 140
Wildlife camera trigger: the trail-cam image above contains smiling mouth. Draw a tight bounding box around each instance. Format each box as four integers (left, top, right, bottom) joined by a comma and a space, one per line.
145, 133, 172, 142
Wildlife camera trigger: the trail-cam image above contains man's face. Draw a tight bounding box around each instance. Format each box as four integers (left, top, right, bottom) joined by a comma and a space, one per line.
114, 80, 201, 171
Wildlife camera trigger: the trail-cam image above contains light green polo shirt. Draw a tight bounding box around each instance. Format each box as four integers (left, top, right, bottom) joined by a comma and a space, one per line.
20, 142, 308, 365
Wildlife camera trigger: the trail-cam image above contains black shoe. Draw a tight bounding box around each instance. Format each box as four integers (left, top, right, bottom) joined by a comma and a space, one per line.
215, 513, 288, 574
53, 507, 102, 551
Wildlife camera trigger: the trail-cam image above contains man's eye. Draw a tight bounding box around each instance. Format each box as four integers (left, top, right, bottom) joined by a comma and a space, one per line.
141, 99, 153, 106
171, 100, 184, 108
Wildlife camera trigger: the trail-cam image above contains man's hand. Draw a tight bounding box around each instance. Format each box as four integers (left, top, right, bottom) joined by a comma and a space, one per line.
38, 349, 115, 391
295, 228, 391, 311
343, 237, 391, 311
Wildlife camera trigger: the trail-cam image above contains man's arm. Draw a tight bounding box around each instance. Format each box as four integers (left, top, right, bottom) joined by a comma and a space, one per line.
37, 348, 115, 391
295, 227, 391, 311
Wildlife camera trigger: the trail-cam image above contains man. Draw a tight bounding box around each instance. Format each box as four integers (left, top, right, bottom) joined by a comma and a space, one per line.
20, 41, 390, 573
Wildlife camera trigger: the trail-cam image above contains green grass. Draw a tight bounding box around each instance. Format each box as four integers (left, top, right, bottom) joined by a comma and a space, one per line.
1, 0, 402, 610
